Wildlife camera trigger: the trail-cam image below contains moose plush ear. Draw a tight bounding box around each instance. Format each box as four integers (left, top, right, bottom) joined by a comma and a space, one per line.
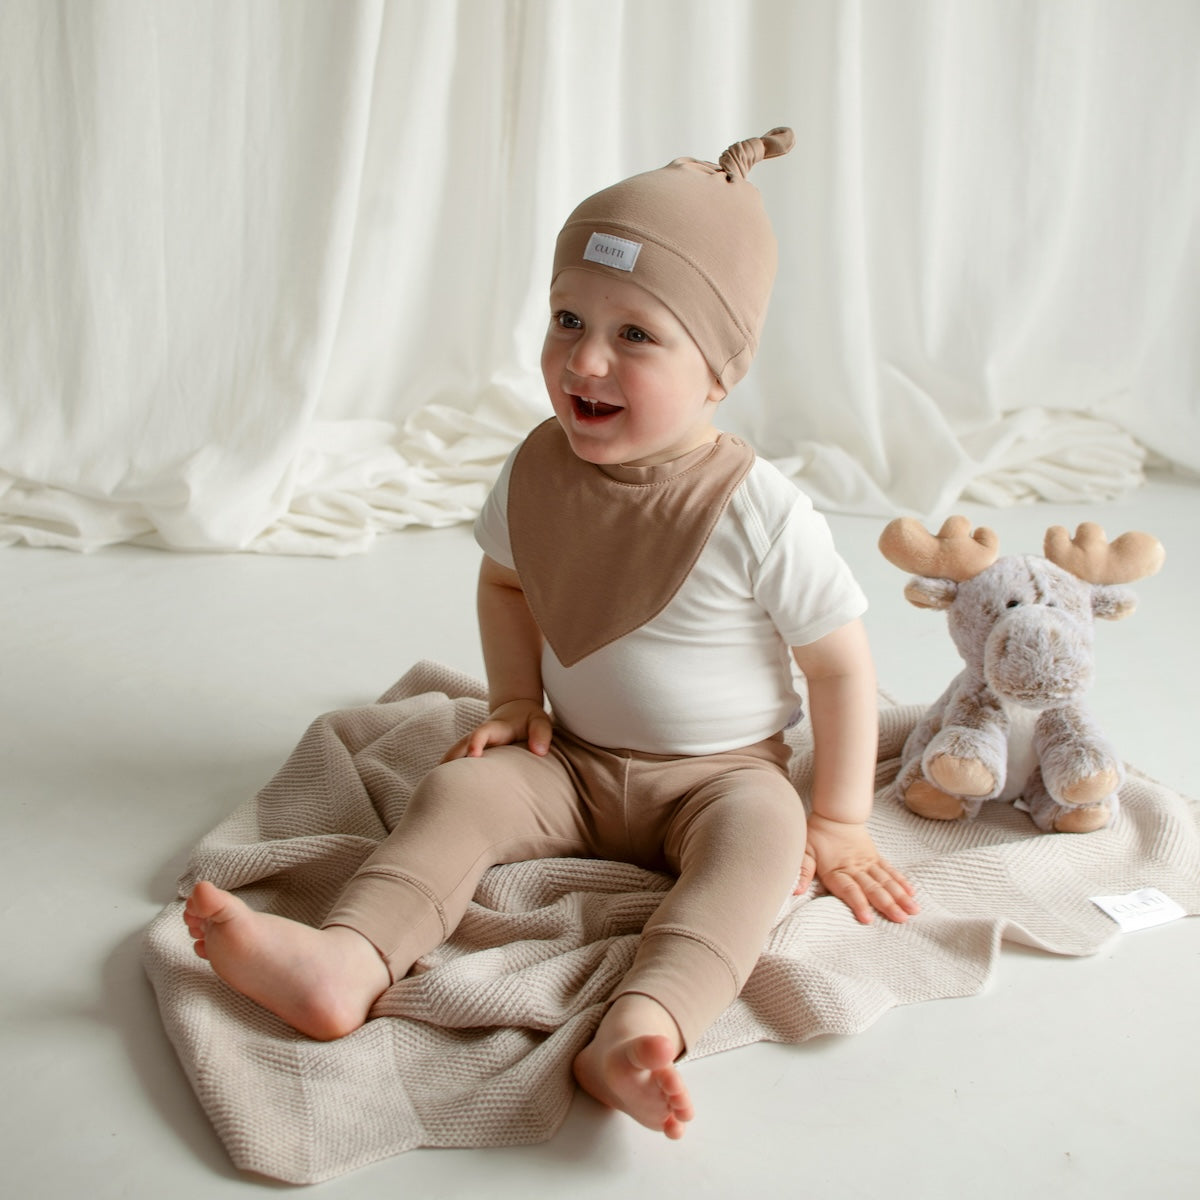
903, 577, 959, 610
1092, 584, 1138, 622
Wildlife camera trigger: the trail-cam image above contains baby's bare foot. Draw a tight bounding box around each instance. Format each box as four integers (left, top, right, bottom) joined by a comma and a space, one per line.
572, 994, 694, 1139
183, 880, 390, 1041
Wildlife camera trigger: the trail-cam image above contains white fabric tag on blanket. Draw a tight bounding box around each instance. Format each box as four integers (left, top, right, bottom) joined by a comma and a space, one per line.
1090, 887, 1188, 932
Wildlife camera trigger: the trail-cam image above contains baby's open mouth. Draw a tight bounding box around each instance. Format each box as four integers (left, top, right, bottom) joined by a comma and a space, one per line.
573, 396, 622, 420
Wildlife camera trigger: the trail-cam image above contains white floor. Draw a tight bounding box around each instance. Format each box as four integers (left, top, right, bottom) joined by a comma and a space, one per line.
3, 471, 1198, 1199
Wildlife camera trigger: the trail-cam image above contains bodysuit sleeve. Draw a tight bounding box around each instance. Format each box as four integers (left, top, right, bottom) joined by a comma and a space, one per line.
472, 447, 517, 569
755, 497, 867, 646
734, 461, 868, 647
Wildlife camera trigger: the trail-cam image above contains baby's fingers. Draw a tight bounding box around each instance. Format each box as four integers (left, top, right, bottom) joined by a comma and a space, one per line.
441, 720, 509, 762
793, 847, 817, 896
825, 865, 918, 925
441, 731, 474, 762
825, 873, 874, 924
859, 864, 920, 923
526, 712, 554, 756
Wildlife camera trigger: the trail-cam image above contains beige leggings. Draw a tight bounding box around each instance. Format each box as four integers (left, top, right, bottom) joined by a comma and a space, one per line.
322, 727, 807, 1049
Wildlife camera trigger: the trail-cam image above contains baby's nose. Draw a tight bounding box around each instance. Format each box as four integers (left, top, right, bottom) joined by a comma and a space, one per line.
566, 334, 609, 378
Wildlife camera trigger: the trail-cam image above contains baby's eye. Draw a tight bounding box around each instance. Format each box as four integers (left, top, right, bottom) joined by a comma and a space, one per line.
555, 311, 583, 330
622, 326, 653, 344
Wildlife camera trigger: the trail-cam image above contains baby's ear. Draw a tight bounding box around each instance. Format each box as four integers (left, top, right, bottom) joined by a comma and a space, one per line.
903, 577, 958, 610
1092, 584, 1138, 621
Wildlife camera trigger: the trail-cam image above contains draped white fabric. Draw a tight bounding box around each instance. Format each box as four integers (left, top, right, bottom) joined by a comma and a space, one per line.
2, 0, 1196, 554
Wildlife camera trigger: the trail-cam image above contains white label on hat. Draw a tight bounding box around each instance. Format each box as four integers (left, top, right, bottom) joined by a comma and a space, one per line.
583, 232, 642, 272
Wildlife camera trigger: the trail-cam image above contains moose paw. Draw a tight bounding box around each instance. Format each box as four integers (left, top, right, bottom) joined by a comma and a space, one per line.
1059, 768, 1121, 808
1052, 803, 1113, 834
927, 754, 996, 798
904, 779, 967, 821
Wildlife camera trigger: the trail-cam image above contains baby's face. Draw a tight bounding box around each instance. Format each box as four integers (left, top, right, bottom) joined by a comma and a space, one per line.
541, 270, 725, 468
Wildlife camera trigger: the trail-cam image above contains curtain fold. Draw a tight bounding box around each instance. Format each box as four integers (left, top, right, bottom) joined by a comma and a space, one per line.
2, 0, 1196, 554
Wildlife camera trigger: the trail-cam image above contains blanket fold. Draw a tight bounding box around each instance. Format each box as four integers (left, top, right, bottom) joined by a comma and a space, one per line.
143, 660, 1200, 1184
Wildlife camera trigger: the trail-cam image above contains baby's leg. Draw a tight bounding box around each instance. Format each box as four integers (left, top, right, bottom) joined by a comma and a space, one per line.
185, 746, 586, 1038
574, 749, 805, 1133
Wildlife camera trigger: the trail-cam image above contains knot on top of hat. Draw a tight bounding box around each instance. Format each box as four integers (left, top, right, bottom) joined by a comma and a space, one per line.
718, 126, 795, 181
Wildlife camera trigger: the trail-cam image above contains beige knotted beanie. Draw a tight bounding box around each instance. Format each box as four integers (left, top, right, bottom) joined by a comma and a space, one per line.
551, 127, 795, 389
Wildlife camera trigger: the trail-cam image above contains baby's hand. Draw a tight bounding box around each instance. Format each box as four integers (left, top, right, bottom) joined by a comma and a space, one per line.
441, 698, 553, 762
796, 814, 919, 925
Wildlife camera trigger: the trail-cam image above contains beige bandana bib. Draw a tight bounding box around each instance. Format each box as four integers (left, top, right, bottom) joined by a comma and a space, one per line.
507, 419, 755, 667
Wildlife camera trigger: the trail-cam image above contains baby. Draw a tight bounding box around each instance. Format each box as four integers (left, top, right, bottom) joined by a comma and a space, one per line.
185, 127, 918, 1140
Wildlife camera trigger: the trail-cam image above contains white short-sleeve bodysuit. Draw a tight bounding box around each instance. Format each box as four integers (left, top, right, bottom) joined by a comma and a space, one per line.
475, 422, 866, 756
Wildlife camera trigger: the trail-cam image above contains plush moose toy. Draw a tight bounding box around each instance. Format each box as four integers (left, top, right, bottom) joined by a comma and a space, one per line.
879, 517, 1165, 833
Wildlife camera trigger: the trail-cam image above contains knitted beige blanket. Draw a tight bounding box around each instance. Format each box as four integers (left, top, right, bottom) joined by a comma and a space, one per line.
143, 661, 1200, 1184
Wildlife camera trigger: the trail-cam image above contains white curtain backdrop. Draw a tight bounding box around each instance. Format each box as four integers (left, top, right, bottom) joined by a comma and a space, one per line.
2, 0, 1197, 554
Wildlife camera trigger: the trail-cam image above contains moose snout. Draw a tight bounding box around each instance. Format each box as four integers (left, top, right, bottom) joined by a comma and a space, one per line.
983, 606, 1094, 707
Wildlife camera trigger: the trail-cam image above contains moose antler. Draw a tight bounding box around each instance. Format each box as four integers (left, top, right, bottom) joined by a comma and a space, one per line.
879, 516, 1000, 581
1043, 523, 1165, 585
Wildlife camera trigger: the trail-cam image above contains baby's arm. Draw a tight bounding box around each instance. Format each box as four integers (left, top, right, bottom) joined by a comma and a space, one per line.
791, 619, 919, 924
442, 555, 553, 760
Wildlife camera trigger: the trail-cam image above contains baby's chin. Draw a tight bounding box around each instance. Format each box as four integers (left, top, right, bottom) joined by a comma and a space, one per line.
559, 434, 624, 466
555, 426, 630, 467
